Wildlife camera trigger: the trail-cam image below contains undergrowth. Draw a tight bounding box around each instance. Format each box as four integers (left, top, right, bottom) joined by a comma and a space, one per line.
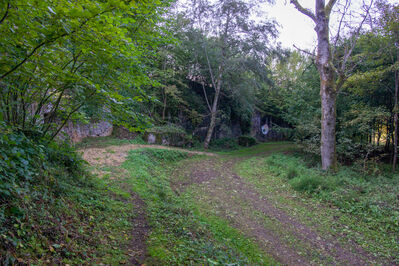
263, 153, 399, 233
0, 129, 132, 264
122, 148, 273, 265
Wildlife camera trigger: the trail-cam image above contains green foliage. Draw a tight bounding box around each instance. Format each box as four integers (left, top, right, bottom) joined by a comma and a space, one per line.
147, 124, 186, 135
156, 1, 277, 145
0, 128, 132, 263
285, 168, 298, 179
137, 148, 188, 162
0, 0, 172, 138
0, 126, 45, 198
263, 154, 336, 194
76, 135, 147, 149
209, 138, 239, 151
238, 135, 257, 147
47, 141, 86, 176
146, 124, 189, 146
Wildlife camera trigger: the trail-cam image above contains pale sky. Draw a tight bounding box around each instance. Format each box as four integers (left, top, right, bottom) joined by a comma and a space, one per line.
177, 0, 399, 50
268, 0, 399, 50
268, 0, 316, 50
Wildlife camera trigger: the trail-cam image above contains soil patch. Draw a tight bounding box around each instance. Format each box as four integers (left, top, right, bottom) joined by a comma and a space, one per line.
80, 144, 217, 167
128, 193, 150, 265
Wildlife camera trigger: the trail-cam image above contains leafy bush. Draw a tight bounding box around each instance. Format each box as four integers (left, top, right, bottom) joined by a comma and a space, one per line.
146, 124, 188, 146
148, 124, 186, 134
0, 126, 132, 264
46, 141, 86, 177
238, 135, 257, 147
209, 138, 239, 151
130, 135, 147, 144
290, 174, 331, 193
0, 128, 45, 198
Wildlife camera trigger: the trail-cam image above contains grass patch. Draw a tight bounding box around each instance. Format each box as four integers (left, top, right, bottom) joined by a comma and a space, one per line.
76, 135, 146, 149
223, 142, 296, 157
122, 148, 274, 265
236, 153, 399, 262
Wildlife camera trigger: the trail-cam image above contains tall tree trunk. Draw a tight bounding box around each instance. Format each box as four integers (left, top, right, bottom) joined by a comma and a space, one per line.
386, 117, 391, 151
315, 0, 337, 170
291, 0, 339, 170
204, 82, 221, 149
377, 125, 381, 146
393, 50, 399, 171
162, 88, 167, 121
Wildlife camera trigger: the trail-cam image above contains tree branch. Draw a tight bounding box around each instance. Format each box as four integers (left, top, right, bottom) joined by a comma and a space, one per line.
325, 0, 338, 17
293, 44, 316, 58
290, 0, 316, 22
339, 0, 374, 75
0, 2, 10, 25
201, 82, 212, 112
49, 89, 96, 141
203, 43, 217, 89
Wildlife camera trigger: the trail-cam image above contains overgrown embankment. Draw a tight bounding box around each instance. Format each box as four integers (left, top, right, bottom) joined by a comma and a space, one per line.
0, 130, 133, 264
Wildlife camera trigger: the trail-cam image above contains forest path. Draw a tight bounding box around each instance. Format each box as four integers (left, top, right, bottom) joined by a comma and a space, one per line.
80, 143, 217, 265
81, 141, 385, 265
171, 142, 384, 265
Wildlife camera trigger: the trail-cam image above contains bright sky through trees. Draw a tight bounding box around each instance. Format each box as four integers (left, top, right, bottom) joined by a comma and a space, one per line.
268, 0, 399, 49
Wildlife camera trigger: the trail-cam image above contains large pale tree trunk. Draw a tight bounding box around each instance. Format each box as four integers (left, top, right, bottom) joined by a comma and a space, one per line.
291, 0, 338, 170
315, 0, 337, 170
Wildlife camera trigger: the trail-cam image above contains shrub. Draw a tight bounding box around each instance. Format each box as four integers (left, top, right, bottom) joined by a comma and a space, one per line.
238, 135, 257, 147
145, 124, 188, 146
0, 128, 45, 198
290, 175, 328, 193
209, 138, 239, 151
46, 141, 86, 177
286, 168, 298, 179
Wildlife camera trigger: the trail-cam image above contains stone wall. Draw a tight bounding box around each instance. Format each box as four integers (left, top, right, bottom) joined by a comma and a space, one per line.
59, 120, 113, 143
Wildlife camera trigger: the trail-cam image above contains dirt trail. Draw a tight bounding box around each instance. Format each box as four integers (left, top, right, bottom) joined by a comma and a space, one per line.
173, 154, 384, 265
82, 142, 385, 265
81, 143, 217, 265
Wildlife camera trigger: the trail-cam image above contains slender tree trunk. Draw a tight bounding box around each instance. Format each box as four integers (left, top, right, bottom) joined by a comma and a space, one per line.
386, 117, 391, 151
162, 88, 167, 121
315, 0, 337, 171
377, 125, 381, 146
204, 82, 221, 149
393, 50, 399, 171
